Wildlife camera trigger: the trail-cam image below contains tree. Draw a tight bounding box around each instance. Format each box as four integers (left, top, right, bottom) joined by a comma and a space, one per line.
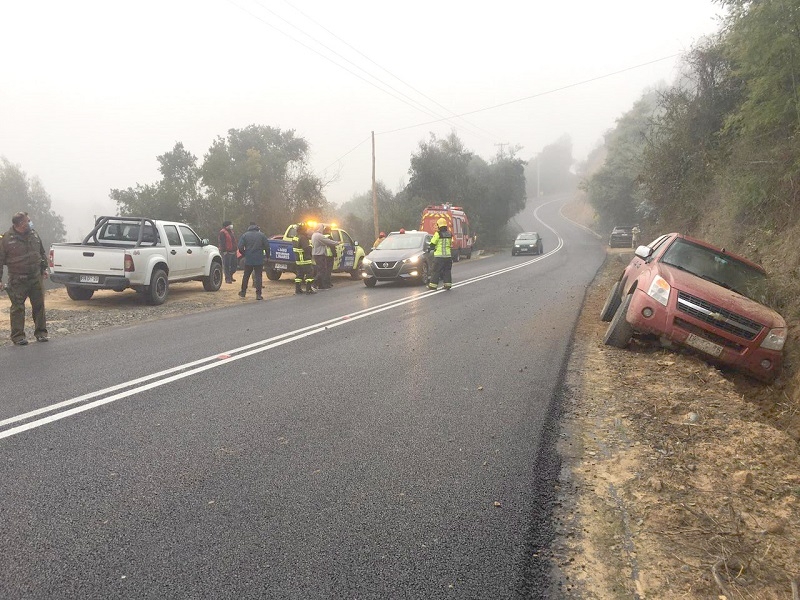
199, 125, 327, 236
110, 143, 201, 228
0, 158, 66, 247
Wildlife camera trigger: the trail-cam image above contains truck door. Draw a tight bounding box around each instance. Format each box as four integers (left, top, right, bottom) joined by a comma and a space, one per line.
178, 225, 207, 277
332, 229, 355, 271
162, 224, 187, 277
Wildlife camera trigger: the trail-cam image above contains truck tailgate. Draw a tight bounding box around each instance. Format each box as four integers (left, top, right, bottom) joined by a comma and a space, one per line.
50, 244, 128, 276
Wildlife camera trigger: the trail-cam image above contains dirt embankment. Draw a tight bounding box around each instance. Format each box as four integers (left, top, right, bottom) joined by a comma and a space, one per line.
554, 201, 800, 599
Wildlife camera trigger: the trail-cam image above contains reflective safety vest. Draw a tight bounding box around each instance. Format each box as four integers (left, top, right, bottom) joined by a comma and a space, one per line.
292, 236, 314, 266
324, 234, 334, 257
430, 229, 453, 258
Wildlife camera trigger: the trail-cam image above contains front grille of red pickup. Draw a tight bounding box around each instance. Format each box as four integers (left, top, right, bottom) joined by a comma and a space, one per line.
676, 291, 763, 341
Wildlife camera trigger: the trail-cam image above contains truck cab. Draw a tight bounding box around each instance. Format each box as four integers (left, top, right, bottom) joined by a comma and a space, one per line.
420, 204, 474, 261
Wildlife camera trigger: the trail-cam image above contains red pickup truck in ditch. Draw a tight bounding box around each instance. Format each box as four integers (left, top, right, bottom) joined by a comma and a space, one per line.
600, 233, 787, 382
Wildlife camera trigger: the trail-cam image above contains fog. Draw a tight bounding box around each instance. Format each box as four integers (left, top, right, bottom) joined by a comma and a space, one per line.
0, 0, 722, 239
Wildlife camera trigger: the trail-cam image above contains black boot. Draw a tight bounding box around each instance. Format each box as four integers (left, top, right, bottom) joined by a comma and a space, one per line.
305, 282, 317, 294
295, 282, 303, 295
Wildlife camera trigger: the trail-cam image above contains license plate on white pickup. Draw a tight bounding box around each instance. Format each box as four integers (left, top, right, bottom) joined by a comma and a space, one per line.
274, 263, 289, 270
685, 333, 723, 357
79, 275, 100, 283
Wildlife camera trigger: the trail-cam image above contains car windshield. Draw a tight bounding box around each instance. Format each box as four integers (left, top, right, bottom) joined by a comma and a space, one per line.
516, 233, 538, 240
659, 238, 768, 301
373, 234, 426, 251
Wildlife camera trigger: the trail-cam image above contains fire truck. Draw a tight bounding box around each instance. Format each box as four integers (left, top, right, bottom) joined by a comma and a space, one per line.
419, 204, 474, 261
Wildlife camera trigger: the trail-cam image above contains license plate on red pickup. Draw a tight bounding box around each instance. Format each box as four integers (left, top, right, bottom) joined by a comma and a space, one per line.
685, 333, 723, 357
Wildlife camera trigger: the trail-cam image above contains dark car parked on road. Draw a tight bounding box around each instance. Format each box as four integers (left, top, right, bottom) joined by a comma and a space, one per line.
360, 230, 433, 287
609, 225, 637, 248
512, 232, 543, 256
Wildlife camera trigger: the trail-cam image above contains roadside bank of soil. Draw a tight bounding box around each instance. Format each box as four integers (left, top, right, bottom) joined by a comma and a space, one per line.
552, 252, 800, 599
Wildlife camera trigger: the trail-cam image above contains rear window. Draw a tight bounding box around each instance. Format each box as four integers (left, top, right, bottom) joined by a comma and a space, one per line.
376, 234, 427, 250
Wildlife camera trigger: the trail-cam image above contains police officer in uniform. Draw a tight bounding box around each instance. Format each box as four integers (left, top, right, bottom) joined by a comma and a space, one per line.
428, 217, 454, 291
293, 223, 316, 294
0, 212, 49, 344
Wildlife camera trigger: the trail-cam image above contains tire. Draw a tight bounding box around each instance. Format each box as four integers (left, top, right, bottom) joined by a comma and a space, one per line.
603, 294, 633, 348
265, 269, 282, 281
66, 286, 94, 301
363, 277, 377, 288
350, 260, 362, 280
538, 242, 543, 254
600, 281, 622, 322
203, 261, 223, 292
146, 269, 169, 305
452, 249, 460, 262
511, 250, 516, 256
419, 261, 430, 286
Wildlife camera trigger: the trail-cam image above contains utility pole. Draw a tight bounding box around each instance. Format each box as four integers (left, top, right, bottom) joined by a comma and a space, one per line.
372, 131, 379, 238
495, 142, 509, 157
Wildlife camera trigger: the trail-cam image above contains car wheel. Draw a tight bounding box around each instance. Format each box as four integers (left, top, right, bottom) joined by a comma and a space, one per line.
146, 269, 169, 305
538, 242, 543, 254
600, 281, 622, 322
66, 286, 94, 301
420, 261, 430, 286
603, 294, 633, 348
203, 261, 223, 291
265, 269, 282, 281
511, 250, 516, 256
363, 276, 377, 288
350, 260, 362, 280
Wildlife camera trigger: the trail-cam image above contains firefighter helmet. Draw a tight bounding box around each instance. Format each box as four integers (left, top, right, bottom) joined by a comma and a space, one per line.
436, 218, 447, 228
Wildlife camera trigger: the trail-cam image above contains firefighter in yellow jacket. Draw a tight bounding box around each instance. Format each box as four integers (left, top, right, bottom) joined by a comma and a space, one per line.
293, 223, 316, 294
427, 217, 453, 291
0, 212, 49, 344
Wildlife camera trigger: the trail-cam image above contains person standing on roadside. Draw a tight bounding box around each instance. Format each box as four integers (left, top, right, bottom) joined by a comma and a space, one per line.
427, 217, 453, 291
218, 220, 238, 284
237, 221, 270, 301
311, 223, 338, 290
323, 225, 337, 289
0, 212, 49, 344
293, 223, 316, 294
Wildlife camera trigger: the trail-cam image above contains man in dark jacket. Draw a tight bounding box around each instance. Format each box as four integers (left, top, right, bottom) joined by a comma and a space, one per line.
0, 212, 49, 344
218, 220, 237, 284
237, 222, 270, 301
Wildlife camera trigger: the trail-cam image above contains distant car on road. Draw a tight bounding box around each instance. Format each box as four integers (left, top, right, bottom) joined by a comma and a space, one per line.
360, 230, 432, 287
608, 225, 637, 248
512, 232, 543, 256
600, 232, 786, 382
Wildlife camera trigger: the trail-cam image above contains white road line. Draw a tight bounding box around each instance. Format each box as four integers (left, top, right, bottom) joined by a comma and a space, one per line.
1, 200, 569, 440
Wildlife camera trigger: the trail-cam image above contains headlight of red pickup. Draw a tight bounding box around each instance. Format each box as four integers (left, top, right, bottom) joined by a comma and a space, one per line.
760, 327, 787, 351
646, 275, 670, 306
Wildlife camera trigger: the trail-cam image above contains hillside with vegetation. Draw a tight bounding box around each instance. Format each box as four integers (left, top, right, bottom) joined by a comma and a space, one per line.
581, 0, 800, 440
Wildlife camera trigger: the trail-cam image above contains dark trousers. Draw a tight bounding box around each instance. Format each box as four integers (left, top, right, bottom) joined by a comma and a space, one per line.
429, 257, 453, 289
325, 255, 335, 287
223, 252, 237, 282
241, 264, 263, 294
8, 275, 47, 342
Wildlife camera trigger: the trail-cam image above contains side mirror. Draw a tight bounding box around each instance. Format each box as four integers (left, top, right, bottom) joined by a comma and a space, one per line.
634, 245, 652, 260
354, 241, 360, 246
200, 238, 209, 246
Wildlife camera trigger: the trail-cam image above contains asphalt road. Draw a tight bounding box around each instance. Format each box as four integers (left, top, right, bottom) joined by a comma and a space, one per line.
0, 196, 605, 599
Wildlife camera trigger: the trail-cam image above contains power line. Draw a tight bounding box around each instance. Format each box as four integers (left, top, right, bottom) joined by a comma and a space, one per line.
377, 53, 683, 136
227, 0, 492, 142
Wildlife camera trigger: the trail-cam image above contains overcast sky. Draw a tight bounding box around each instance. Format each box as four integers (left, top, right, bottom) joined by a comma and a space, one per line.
1, 0, 724, 238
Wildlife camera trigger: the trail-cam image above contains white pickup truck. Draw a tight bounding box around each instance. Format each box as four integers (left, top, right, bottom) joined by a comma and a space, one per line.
48, 216, 223, 305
